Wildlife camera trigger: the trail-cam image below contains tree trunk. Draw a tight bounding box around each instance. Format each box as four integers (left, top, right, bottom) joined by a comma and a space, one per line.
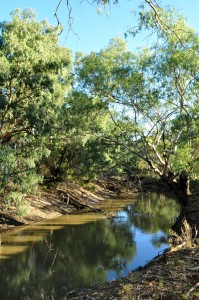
164, 179, 189, 208
179, 171, 191, 196
162, 171, 199, 237
171, 200, 199, 238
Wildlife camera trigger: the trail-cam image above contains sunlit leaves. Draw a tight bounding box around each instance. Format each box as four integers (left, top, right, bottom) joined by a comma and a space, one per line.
74, 9, 199, 183
0, 9, 72, 212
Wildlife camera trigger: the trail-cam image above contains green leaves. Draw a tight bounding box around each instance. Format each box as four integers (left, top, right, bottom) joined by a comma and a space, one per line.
0, 8, 72, 141
73, 9, 199, 184
0, 9, 73, 213
0, 6, 198, 213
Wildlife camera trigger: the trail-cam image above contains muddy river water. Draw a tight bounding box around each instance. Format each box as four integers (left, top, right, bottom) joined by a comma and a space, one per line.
0, 192, 179, 299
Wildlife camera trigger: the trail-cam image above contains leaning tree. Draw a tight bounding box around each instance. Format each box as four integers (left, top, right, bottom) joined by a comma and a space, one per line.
73, 9, 199, 234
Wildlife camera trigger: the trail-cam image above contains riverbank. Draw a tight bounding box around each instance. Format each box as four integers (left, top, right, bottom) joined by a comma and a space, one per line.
0, 181, 106, 231
0, 177, 166, 231
0, 177, 198, 299
67, 244, 199, 300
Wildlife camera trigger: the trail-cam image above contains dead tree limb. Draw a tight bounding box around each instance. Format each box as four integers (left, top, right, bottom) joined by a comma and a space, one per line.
56, 189, 102, 212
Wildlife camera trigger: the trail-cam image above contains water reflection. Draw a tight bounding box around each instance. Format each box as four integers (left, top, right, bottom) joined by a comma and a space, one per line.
0, 193, 179, 300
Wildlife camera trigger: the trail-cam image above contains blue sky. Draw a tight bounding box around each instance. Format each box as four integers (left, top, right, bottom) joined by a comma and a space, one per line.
0, 0, 199, 54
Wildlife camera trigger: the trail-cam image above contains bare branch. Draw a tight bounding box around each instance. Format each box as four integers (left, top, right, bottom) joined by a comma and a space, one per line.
54, 0, 63, 35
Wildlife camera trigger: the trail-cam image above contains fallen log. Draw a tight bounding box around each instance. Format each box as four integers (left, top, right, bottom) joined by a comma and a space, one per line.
56, 189, 102, 212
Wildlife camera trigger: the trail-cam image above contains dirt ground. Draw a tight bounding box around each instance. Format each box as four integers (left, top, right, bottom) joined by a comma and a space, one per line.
0, 181, 106, 231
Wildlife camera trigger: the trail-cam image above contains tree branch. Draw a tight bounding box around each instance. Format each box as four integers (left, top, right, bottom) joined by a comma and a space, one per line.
145, 0, 164, 31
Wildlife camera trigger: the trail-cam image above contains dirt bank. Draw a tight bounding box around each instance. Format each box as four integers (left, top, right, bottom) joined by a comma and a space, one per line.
1, 176, 167, 231
0, 181, 107, 231
67, 245, 199, 300
0, 176, 197, 232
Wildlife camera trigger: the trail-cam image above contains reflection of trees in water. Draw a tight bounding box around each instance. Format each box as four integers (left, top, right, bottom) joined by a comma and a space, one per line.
123, 193, 179, 234
52, 221, 136, 289
0, 219, 136, 299
0, 193, 179, 299
151, 235, 168, 248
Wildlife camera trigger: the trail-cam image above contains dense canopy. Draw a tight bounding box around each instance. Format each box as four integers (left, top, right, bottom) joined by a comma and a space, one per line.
0, 7, 198, 236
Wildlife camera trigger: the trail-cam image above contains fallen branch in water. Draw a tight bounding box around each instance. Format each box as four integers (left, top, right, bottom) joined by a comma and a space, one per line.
56, 189, 102, 212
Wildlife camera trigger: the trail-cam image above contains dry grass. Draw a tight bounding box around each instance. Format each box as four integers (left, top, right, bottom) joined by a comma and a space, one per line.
169, 219, 198, 249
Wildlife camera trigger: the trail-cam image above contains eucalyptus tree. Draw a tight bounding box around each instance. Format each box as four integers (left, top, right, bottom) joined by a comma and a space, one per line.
55, 0, 184, 42
74, 10, 199, 211
0, 9, 72, 213
45, 88, 121, 181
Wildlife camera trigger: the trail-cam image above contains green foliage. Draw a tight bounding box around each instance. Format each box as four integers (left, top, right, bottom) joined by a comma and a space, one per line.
0, 6, 198, 214
0, 141, 46, 214
0, 9, 72, 213
171, 145, 193, 174
0, 8, 71, 139
5, 192, 31, 216
74, 9, 199, 187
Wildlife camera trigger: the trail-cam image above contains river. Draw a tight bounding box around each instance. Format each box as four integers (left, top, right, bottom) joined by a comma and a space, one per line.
0, 192, 179, 300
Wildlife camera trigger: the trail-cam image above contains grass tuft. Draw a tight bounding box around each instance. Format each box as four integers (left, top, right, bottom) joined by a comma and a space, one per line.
169, 218, 197, 248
